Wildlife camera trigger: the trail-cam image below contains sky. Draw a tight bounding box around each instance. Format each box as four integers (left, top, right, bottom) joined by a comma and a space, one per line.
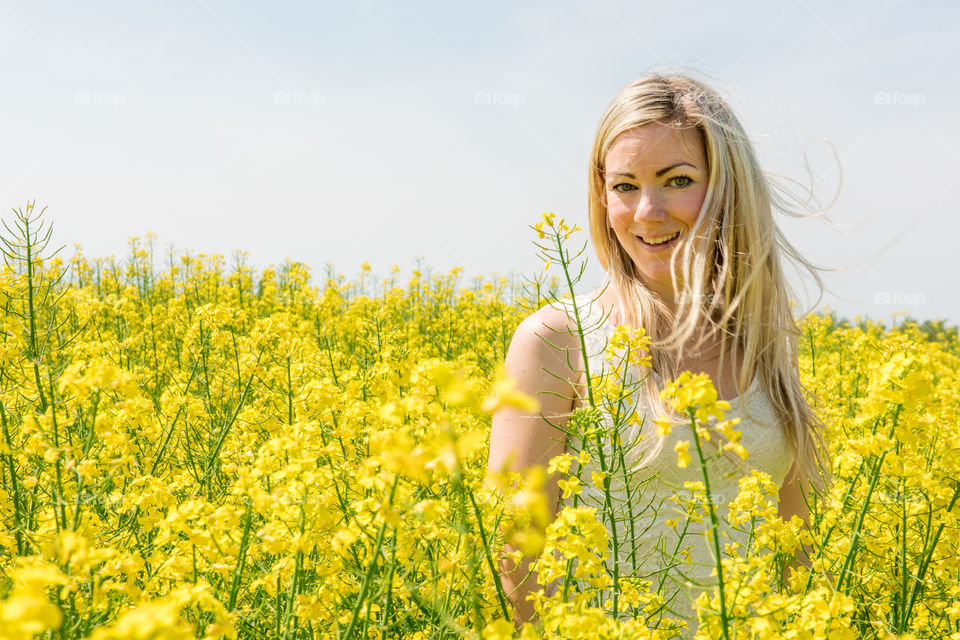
2, 0, 958, 325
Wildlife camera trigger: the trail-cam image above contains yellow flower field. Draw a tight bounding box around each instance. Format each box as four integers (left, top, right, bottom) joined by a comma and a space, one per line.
0, 204, 958, 639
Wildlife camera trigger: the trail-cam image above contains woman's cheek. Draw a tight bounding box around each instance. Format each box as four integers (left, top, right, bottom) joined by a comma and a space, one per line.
607, 201, 632, 228
684, 186, 710, 212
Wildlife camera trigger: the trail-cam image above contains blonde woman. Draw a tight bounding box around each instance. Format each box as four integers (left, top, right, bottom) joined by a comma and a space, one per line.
487, 71, 833, 635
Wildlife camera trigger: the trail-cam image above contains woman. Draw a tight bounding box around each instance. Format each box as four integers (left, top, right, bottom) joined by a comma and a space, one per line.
487, 71, 833, 635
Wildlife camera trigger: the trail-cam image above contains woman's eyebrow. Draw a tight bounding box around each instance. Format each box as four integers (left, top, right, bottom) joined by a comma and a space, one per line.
609, 162, 698, 179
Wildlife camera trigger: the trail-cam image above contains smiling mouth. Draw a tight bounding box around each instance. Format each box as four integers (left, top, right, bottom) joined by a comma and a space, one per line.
637, 230, 681, 246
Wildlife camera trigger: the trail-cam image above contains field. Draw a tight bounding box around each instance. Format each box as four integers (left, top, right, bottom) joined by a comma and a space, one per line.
0, 206, 958, 640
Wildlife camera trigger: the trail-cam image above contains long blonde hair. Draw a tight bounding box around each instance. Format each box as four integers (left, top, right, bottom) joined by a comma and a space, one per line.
586, 71, 832, 496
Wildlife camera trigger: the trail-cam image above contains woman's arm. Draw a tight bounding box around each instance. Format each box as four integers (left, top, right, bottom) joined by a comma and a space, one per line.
778, 461, 814, 584
488, 307, 581, 628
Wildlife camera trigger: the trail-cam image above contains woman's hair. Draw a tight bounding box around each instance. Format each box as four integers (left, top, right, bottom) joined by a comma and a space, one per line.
585, 70, 833, 497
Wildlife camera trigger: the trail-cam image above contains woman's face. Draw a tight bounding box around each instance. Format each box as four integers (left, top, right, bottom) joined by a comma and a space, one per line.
603, 121, 709, 302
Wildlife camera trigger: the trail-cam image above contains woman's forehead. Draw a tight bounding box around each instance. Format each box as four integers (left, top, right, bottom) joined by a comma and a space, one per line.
605, 124, 705, 170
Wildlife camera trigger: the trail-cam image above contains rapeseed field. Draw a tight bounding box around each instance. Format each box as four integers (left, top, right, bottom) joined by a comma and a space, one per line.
0, 205, 958, 639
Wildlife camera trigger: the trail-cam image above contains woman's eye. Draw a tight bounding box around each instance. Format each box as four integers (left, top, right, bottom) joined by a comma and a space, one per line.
610, 177, 691, 192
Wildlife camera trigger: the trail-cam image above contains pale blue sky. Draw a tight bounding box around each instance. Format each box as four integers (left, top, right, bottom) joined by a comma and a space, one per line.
2, 1, 957, 323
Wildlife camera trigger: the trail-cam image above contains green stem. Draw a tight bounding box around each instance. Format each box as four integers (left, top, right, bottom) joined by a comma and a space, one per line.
466, 488, 510, 620
553, 231, 622, 614
835, 407, 900, 595
687, 408, 729, 640
0, 401, 26, 554
900, 479, 960, 629
341, 475, 399, 639
227, 500, 254, 611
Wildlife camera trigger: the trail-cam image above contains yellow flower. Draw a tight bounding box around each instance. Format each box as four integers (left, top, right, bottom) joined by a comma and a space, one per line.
675, 440, 691, 468
558, 476, 582, 499
717, 418, 748, 459
378, 401, 405, 425
726, 443, 749, 460
481, 618, 515, 640
605, 324, 652, 370
715, 417, 742, 442
548, 453, 575, 475
659, 371, 731, 424
654, 416, 672, 436
482, 364, 540, 414
412, 499, 445, 522
422, 359, 474, 408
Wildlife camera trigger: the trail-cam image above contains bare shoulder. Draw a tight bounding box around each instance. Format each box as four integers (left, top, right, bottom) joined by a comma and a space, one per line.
507, 305, 583, 393
518, 298, 607, 411
487, 289, 621, 477
522, 302, 582, 347
486, 305, 583, 475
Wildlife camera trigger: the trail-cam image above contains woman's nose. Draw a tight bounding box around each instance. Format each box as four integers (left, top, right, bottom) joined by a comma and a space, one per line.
633, 190, 666, 221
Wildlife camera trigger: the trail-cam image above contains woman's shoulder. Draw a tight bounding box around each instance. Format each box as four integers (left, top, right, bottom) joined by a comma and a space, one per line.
520, 299, 582, 348
541, 287, 621, 324
505, 300, 589, 406
513, 290, 613, 363
529, 289, 625, 364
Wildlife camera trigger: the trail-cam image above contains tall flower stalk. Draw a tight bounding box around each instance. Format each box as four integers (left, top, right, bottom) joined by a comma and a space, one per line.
525, 213, 742, 636
657, 372, 750, 639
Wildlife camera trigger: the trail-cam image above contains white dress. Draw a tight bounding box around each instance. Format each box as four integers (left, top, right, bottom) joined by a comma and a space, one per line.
549, 294, 796, 637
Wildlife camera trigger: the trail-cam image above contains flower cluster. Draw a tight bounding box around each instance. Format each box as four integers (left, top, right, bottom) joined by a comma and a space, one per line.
532, 211, 581, 241
605, 323, 653, 371
654, 371, 749, 467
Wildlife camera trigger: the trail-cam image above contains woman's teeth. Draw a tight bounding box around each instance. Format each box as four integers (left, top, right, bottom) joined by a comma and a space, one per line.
639, 231, 681, 245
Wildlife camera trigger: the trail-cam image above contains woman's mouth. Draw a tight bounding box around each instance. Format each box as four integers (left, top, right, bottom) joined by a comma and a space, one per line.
637, 230, 681, 250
